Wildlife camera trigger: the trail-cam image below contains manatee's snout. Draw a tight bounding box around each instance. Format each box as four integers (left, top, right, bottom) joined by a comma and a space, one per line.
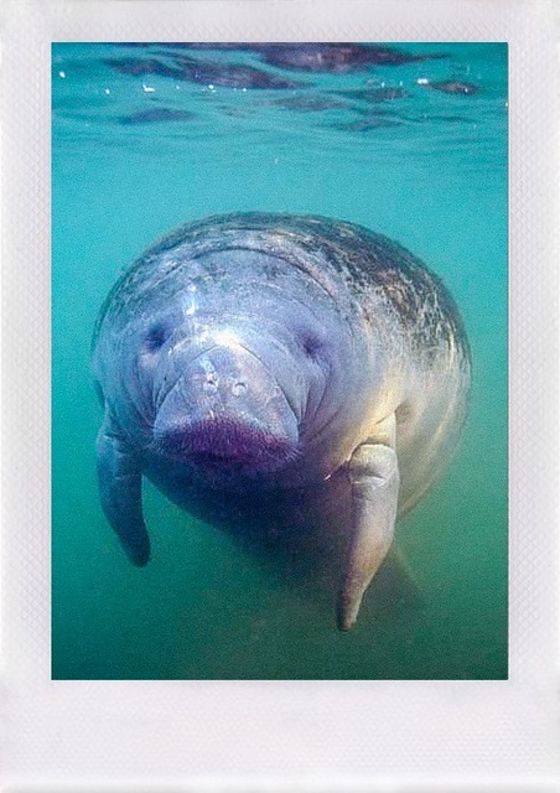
163, 415, 297, 470
153, 343, 300, 475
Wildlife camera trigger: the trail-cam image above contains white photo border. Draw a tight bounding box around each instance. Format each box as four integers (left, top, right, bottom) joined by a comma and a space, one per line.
1, 0, 559, 789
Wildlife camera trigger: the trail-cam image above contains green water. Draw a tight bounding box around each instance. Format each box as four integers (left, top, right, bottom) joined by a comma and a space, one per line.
52, 42, 507, 679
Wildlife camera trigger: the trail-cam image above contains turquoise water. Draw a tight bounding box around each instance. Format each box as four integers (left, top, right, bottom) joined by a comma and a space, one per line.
52, 42, 507, 679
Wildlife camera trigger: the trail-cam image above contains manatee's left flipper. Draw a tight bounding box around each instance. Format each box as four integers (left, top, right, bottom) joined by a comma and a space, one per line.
337, 416, 400, 631
96, 411, 151, 566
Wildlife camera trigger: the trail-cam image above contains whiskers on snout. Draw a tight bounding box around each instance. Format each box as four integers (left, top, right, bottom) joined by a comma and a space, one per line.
152, 414, 300, 476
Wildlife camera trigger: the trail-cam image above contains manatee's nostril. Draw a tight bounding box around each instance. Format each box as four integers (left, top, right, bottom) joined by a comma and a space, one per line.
232, 380, 247, 397
203, 372, 219, 393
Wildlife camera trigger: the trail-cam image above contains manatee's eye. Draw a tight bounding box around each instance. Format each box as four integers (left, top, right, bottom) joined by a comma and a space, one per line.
144, 322, 169, 353
299, 330, 324, 360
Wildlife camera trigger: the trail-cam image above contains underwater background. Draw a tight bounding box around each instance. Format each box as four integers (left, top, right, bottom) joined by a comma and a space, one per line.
52, 42, 507, 680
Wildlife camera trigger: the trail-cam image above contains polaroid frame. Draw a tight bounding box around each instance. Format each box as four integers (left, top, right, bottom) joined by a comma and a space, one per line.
1, 0, 559, 790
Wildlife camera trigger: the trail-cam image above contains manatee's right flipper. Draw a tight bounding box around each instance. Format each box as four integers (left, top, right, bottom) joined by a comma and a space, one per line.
96, 411, 150, 566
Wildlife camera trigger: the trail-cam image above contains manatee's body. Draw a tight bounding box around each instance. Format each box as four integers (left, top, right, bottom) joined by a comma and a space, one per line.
92, 213, 471, 629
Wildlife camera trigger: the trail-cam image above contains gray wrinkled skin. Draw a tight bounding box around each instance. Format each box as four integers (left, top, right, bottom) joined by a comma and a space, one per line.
92, 213, 471, 629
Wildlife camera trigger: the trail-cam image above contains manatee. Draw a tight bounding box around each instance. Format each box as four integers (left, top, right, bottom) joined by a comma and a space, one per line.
92, 213, 471, 630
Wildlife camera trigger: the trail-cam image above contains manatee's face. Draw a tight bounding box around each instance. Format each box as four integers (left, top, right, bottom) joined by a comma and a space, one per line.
117, 250, 354, 485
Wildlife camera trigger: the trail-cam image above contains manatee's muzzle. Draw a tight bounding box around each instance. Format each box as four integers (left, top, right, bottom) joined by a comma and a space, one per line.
152, 342, 301, 475
156, 415, 298, 472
